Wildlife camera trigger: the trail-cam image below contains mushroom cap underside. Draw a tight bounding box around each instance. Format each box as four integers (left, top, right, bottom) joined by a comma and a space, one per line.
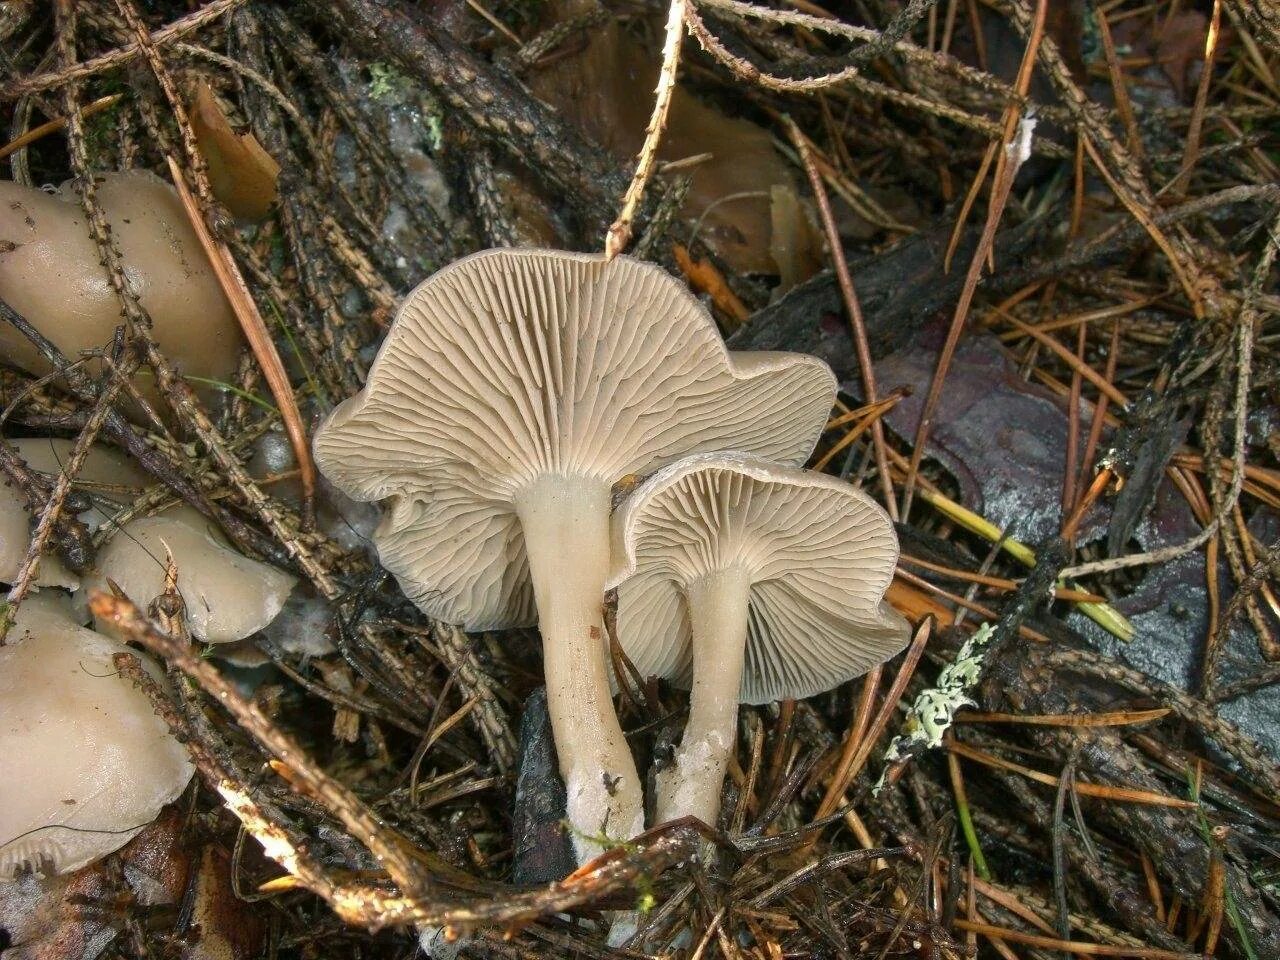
607, 452, 910, 704
313, 248, 837, 630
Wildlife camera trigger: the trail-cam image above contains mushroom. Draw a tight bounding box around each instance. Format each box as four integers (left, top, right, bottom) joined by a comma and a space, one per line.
607, 453, 909, 827
77, 506, 297, 644
0, 591, 193, 879
313, 248, 835, 861
0, 438, 147, 590
0, 171, 243, 406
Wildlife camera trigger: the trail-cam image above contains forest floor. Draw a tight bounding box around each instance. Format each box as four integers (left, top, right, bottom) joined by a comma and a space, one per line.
1, 1, 1278, 958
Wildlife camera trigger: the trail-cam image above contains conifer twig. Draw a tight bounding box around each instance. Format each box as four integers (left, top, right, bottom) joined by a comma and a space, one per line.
604, 0, 687, 260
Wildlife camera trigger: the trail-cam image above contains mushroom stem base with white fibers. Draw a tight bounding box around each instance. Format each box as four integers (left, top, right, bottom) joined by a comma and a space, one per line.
516, 474, 643, 864
654, 568, 751, 827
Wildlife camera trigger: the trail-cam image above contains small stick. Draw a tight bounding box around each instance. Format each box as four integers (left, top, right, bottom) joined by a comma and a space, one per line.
604, 0, 687, 260
786, 117, 897, 519
165, 155, 317, 529
88, 590, 430, 899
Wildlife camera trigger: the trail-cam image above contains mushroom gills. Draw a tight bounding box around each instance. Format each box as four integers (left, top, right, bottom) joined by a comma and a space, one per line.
311, 248, 838, 866
609, 452, 910, 829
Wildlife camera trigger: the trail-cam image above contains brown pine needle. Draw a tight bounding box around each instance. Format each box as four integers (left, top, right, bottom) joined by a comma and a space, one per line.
946, 740, 1198, 809
165, 154, 317, 528
953, 708, 1171, 727
0, 93, 122, 159
951, 921, 1199, 959
900, 0, 1048, 518
898, 553, 1105, 604
786, 116, 897, 518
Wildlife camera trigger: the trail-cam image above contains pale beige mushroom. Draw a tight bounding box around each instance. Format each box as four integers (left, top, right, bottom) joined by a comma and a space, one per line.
0, 438, 147, 590
0, 171, 243, 404
0, 591, 193, 879
313, 248, 836, 862
608, 453, 909, 827
77, 506, 297, 644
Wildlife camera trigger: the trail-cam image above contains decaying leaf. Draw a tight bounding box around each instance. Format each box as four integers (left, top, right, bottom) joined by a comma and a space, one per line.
177, 846, 266, 960
768, 184, 824, 295
672, 242, 749, 327
189, 79, 280, 223
527, 0, 799, 274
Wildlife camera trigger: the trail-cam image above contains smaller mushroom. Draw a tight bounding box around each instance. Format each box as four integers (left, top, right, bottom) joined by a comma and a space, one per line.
77, 506, 297, 644
0, 438, 148, 590
607, 453, 909, 827
0, 592, 193, 879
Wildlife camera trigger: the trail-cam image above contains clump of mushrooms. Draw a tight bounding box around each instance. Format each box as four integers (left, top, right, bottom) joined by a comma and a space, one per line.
0, 592, 193, 879
0, 436, 297, 644
313, 248, 836, 861
0, 171, 243, 407
607, 453, 909, 827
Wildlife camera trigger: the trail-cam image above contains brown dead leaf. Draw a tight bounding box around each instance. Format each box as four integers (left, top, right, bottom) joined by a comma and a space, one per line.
768, 184, 824, 295
1157, 11, 1211, 100
189, 80, 280, 223
179, 847, 265, 960
528, 0, 797, 274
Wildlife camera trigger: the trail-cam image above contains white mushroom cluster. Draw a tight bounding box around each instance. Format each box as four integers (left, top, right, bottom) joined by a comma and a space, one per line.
0, 168, 293, 882
315, 247, 910, 862
1, 438, 298, 879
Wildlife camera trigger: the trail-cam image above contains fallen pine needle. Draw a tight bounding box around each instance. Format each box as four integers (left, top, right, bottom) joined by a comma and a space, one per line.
947, 739, 1198, 808
165, 154, 317, 527
954, 708, 1171, 727
0, 93, 122, 159
952, 920, 1200, 958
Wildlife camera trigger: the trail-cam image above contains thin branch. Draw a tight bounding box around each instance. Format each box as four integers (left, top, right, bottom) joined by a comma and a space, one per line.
605, 0, 686, 260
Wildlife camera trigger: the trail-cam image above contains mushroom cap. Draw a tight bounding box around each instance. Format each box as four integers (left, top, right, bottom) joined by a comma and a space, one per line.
313, 248, 836, 630
0, 592, 193, 879
76, 506, 297, 643
0, 172, 243, 405
606, 452, 909, 704
0, 438, 148, 590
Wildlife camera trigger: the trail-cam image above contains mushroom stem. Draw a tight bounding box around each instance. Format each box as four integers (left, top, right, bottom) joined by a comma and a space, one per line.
516, 474, 643, 863
654, 568, 751, 827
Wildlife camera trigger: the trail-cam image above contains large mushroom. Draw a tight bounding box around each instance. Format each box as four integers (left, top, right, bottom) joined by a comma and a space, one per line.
0, 592, 193, 879
607, 453, 909, 827
313, 248, 835, 861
